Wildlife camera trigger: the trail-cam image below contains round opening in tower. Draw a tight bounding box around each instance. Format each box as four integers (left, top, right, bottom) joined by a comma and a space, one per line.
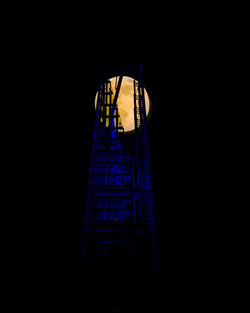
95, 76, 150, 132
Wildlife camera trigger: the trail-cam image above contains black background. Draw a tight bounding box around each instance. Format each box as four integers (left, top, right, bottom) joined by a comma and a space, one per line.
13, 18, 231, 311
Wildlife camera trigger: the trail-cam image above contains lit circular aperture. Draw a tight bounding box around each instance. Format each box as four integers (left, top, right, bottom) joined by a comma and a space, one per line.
95, 76, 150, 132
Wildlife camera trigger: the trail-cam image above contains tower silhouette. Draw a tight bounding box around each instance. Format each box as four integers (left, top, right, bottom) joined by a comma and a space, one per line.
83, 67, 158, 273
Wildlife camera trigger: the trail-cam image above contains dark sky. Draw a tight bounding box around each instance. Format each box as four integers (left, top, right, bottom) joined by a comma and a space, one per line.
18, 30, 227, 311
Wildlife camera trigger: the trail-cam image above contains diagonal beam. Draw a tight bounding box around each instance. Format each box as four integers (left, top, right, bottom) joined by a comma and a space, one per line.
112, 76, 123, 106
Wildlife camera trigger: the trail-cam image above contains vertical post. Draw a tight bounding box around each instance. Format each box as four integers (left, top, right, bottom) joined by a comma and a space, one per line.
134, 79, 138, 155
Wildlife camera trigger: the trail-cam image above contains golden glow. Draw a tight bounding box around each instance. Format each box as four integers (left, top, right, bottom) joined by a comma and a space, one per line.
95, 76, 150, 132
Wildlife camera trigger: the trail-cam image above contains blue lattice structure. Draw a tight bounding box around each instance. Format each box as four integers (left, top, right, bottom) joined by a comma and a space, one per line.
83, 69, 158, 271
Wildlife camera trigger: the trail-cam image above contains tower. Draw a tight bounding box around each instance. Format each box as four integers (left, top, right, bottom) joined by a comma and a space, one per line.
83, 67, 158, 273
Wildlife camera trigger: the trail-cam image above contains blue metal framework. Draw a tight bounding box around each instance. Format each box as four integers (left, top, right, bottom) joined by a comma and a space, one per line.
83, 68, 158, 270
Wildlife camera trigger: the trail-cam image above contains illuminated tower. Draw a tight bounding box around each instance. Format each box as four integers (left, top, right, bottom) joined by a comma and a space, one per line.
83, 68, 158, 271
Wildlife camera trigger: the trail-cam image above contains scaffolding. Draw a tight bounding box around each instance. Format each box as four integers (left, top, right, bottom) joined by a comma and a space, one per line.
83, 68, 158, 271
